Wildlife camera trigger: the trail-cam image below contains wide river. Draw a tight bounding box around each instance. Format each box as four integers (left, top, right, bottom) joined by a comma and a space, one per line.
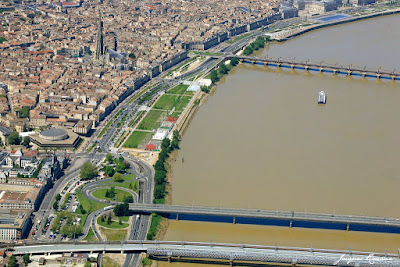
158, 14, 400, 266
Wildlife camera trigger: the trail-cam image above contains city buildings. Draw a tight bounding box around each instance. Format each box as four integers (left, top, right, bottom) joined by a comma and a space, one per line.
0, 209, 31, 241
0, 149, 66, 241
0, 0, 285, 134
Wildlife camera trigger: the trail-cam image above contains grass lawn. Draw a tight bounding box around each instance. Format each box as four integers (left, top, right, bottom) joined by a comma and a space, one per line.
102, 255, 122, 267
76, 188, 107, 225
153, 199, 165, 204
118, 173, 135, 182
102, 180, 139, 192
83, 227, 98, 242
184, 90, 196, 96
119, 216, 130, 222
174, 96, 192, 112
92, 188, 133, 202
97, 216, 129, 229
100, 174, 138, 192
122, 131, 151, 148
100, 228, 128, 241
167, 84, 189, 95
137, 110, 168, 130
153, 94, 179, 110
170, 111, 181, 118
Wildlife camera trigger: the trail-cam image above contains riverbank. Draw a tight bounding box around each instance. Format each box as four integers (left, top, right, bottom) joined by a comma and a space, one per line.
152, 8, 400, 243
274, 7, 400, 41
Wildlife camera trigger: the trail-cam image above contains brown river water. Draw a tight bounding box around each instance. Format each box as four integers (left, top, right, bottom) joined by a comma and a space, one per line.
158, 14, 400, 266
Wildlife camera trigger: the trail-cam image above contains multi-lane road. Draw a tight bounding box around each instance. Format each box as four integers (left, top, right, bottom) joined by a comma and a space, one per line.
33, 152, 105, 241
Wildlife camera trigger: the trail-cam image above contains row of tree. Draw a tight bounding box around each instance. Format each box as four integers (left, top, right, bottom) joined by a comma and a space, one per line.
243, 36, 269, 56
208, 57, 239, 85
153, 131, 179, 202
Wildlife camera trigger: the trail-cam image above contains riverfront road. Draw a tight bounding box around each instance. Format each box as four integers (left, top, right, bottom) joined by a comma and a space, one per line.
9, 241, 400, 266
123, 157, 154, 267
128, 203, 400, 233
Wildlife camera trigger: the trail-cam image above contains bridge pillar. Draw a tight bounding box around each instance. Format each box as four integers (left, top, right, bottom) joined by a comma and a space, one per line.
305, 66, 309, 71
333, 69, 338, 75
264, 62, 269, 66
233, 217, 236, 224
251, 60, 255, 64
168, 256, 172, 263
289, 220, 292, 228
346, 224, 350, 231
392, 75, 396, 80
319, 68, 323, 72
176, 213, 179, 221
377, 74, 381, 79
290, 64, 295, 69
347, 70, 352, 76
121, 250, 124, 254
229, 260, 233, 266
277, 63, 281, 68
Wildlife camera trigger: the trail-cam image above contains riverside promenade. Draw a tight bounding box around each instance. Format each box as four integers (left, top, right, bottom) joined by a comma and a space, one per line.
271, 7, 400, 41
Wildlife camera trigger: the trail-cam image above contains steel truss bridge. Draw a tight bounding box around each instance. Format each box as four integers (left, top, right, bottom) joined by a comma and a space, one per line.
7, 241, 400, 266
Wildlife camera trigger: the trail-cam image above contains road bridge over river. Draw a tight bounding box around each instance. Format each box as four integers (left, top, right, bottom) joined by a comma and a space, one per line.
223, 55, 400, 80
8, 241, 400, 266
128, 203, 400, 234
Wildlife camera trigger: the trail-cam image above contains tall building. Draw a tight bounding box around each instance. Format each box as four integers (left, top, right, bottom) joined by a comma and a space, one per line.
94, 12, 104, 61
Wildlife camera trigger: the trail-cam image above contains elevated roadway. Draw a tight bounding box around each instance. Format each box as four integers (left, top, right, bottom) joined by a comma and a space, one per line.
128, 203, 400, 234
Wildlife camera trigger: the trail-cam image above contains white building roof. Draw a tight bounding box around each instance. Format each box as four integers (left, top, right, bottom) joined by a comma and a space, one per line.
152, 128, 169, 140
